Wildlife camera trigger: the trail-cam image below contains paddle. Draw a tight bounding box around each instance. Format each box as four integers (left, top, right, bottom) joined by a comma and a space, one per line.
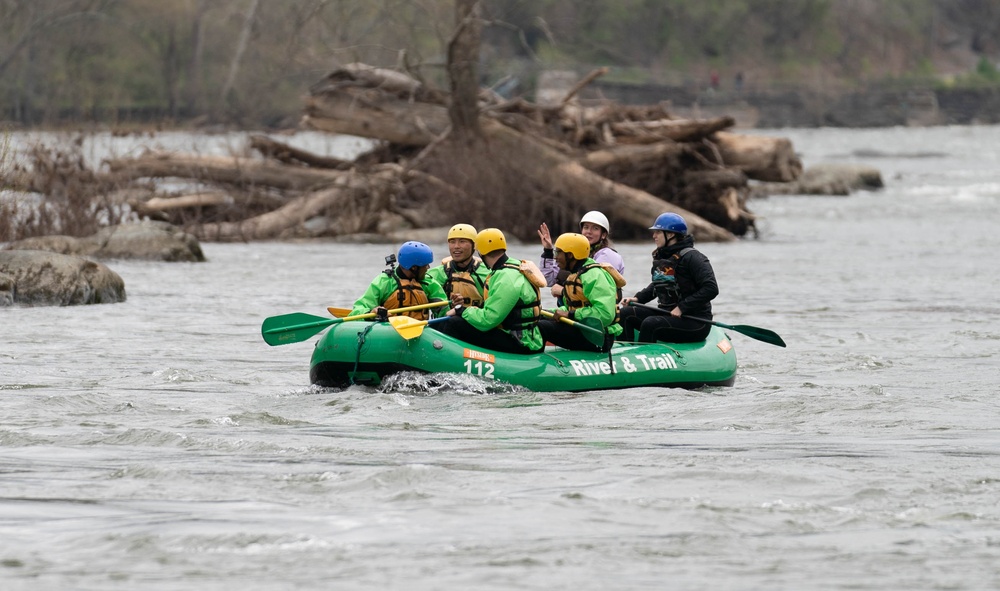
540, 309, 607, 348
630, 302, 786, 347
327, 301, 448, 318
387, 315, 451, 340
261, 311, 379, 346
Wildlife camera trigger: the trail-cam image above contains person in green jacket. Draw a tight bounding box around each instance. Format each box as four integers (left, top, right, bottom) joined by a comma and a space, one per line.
350, 241, 446, 320
424, 223, 490, 316
433, 228, 545, 354
537, 232, 623, 352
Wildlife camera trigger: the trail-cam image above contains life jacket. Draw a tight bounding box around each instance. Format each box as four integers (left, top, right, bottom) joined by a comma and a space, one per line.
563, 262, 622, 324
441, 256, 485, 307
483, 261, 541, 332
381, 268, 430, 319
651, 247, 692, 309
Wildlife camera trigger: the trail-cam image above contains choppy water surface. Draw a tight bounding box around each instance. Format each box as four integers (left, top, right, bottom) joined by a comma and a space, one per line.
3, 126, 1000, 590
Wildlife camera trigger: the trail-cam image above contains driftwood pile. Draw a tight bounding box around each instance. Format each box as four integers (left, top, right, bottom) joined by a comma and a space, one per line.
12, 64, 804, 244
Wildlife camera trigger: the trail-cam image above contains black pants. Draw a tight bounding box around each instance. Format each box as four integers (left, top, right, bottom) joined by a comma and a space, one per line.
431, 317, 538, 354
618, 306, 711, 343
538, 319, 613, 353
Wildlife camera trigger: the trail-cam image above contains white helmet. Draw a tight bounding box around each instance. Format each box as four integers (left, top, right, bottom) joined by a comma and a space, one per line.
580, 210, 610, 233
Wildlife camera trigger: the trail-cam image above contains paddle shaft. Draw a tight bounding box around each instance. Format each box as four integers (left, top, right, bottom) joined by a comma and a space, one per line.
540, 309, 603, 336
540, 309, 608, 348
629, 302, 786, 347
327, 300, 447, 318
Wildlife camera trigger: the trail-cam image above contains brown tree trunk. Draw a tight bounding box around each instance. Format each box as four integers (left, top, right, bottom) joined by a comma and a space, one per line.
447, 0, 483, 136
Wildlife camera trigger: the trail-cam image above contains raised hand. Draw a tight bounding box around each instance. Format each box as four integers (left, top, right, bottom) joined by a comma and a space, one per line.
537, 222, 553, 249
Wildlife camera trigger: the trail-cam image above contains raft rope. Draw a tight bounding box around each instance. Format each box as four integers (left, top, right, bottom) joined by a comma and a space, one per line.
349, 323, 378, 385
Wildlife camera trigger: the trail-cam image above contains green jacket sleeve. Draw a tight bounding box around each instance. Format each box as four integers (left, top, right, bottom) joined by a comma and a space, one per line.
572, 267, 622, 336
350, 272, 393, 315
460, 267, 518, 331
351, 270, 446, 317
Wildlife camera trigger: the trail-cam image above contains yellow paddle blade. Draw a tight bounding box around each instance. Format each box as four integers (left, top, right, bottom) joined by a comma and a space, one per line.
388, 316, 429, 340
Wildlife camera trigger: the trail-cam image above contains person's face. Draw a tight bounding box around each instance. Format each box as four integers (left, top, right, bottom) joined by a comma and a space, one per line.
580, 222, 605, 246
449, 238, 475, 263
413, 264, 429, 281
652, 230, 667, 248
555, 249, 571, 271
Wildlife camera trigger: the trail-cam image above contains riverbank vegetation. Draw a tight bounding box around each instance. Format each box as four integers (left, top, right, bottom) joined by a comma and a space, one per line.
2, 0, 999, 129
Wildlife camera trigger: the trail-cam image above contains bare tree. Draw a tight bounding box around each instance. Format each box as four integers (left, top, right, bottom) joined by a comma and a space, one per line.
0, 0, 113, 79
447, 0, 483, 136
218, 0, 260, 114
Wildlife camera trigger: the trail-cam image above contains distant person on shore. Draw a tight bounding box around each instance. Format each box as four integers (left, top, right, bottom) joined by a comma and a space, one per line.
618, 213, 719, 343
433, 228, 545, 354
425, 223, 490, 314
537, 211, 625, 304
537, 233, 623, 352
734, 71, 744, 94
710, 70, 720, 91
350, 241, 446, 321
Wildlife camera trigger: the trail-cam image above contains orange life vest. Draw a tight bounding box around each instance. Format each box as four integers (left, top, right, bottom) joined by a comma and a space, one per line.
563, 263, 620, 324
382, 269, 430, 319
441, 256, 485, 307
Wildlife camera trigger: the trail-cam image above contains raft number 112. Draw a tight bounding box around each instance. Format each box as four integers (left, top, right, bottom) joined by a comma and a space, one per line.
463, 349, 496, 379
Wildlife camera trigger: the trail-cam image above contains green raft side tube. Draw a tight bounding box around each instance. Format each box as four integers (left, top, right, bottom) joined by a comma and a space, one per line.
309, 321, 737, 392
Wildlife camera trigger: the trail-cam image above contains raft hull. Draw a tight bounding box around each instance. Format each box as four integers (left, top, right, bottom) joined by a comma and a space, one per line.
309, 321, 737, 392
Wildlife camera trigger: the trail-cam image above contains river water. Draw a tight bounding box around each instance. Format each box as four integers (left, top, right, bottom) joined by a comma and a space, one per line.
2, 125, 1000, 590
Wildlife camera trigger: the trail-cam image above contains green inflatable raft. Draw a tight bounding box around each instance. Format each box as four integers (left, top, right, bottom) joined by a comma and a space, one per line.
307, 319, 737, 392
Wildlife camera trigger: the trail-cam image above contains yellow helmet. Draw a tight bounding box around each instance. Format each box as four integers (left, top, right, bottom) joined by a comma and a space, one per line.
475, 228, 506, 255
447, 223, 478, 242
554, 232, 591, 260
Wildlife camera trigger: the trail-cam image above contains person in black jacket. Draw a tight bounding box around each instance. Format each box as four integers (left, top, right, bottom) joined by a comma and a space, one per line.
618, 213, 719, 343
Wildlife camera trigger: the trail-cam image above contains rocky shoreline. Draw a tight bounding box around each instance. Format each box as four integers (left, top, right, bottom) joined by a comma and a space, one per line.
590, 82, 1000, 128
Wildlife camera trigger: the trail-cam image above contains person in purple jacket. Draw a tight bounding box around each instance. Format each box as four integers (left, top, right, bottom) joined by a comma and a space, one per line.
537, 211, 625, 303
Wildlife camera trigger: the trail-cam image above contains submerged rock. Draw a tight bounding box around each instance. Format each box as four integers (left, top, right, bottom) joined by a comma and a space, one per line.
3, 221, 205, 262
0, 250, 126, 306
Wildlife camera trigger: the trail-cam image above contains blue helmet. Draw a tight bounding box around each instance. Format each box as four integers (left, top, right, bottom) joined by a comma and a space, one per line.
649, 212, 687, 234
397, 241, 433, 269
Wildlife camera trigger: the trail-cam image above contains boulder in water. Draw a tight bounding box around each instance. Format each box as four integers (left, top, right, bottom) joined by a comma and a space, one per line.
0, 250, 126, 307
3, 221, 205, 262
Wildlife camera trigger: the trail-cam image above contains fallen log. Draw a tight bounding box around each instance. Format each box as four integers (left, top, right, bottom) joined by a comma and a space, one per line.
302, 86, 738, 238
191, 169, 402, 241
249, 135, 353, 170
106, 153, 346, 191
711, 131, 802, 182
303, 87, 451, 146
610, 116, 735, 143
144, 193, 234, 211
581, 141, 686, 173
419, 119, 735, 242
